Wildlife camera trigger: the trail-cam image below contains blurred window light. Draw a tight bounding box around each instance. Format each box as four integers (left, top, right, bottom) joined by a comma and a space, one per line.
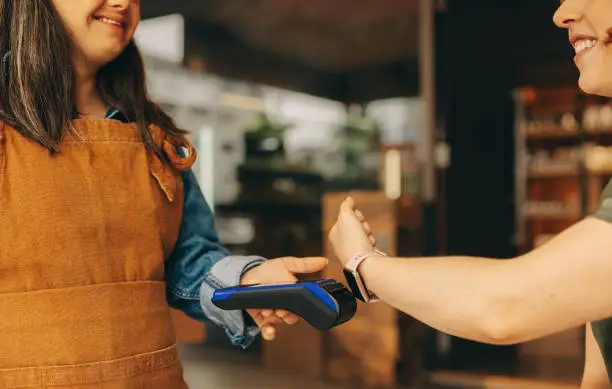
264, 89, 346, 125
219, 93, 266, 112
135, 14, 185, 64
384, 149, 403, 200
366, 98, 424, 144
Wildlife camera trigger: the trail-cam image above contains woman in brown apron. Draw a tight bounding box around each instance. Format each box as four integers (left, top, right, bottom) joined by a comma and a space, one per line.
0, 0, 327, 387
329, 1, 612, 387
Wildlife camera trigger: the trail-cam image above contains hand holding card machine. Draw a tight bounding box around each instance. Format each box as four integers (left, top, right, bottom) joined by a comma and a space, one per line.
211, 279, 357, 330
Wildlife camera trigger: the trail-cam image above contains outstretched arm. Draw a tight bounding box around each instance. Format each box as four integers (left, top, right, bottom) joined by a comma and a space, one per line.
329, 198, 612, 345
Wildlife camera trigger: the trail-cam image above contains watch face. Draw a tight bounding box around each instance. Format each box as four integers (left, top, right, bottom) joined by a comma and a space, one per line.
343, 269, 366, 302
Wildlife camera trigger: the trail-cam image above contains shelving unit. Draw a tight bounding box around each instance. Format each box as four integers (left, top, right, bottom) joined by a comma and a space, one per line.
513, 86, 612, 381
515, 86, 612, 252
514, 86, 582, 254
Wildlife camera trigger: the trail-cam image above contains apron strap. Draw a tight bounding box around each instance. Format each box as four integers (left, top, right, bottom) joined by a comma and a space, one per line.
148, 124, 197, 172
147, 125, 197, 202
0, 121, 5, 170
162, 137, 197, 171
0, 121, 5, 193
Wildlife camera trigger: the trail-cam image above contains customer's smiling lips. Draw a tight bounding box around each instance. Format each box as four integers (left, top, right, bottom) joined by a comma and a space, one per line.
570, 31, 599, 65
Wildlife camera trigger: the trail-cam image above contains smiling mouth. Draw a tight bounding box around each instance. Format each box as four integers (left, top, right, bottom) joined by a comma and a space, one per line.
93, 16, 126, 30
573, 38, 598, 56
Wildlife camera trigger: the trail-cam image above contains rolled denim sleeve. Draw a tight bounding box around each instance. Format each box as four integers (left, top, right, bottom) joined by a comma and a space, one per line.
165, 169, 265, 349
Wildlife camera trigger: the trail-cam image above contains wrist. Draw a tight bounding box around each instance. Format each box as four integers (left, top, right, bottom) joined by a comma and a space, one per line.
358, 255, 380, 290
343, 250, 385, 302
239, 260, 265, 285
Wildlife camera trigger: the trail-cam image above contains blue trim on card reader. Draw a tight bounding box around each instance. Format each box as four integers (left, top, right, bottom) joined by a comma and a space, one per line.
212, 279, 338, 311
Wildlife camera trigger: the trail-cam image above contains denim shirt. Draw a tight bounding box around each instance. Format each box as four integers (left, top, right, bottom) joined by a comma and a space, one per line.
105, 108, 264, 348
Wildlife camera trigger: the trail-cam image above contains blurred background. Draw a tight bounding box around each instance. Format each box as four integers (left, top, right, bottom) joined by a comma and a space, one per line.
135, 0, 591, 388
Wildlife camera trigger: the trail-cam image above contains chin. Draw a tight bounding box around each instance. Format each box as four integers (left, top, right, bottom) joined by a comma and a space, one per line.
92, 44, 129, 64
578, 70, 612, 98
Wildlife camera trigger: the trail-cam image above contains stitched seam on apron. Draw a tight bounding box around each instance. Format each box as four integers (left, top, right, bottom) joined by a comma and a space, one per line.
11, 137, 142, 144
0, 280, 164, 297
0, 344, 179, 387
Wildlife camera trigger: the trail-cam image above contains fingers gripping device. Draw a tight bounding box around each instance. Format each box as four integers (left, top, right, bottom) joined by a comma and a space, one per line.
211, 279, 357, 330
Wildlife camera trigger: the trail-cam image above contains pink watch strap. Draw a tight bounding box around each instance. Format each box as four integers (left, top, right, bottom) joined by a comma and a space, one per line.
346, 249, 387, 268
345, 249, 387, 302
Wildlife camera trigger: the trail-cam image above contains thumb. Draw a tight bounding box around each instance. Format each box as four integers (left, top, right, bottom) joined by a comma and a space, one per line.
281, 257, 328, 274
340, 197, 356, 213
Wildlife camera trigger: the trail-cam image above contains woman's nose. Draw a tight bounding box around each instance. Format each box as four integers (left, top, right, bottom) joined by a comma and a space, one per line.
553, 0, 586, 28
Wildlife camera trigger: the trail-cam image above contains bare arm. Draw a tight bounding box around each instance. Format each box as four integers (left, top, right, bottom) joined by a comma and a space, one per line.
358, 217, 612, 344
582, 324, 609, 388
357, 217, 612, 344
329, 197, 612, 345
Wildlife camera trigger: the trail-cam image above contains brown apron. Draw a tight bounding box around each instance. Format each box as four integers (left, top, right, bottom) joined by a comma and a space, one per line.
0, 119, 197, 388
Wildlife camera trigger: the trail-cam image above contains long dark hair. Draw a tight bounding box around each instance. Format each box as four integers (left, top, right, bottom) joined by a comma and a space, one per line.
0, 0, 186, 154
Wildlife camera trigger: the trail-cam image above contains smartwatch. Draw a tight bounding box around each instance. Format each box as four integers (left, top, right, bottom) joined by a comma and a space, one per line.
342, 249, 386, 303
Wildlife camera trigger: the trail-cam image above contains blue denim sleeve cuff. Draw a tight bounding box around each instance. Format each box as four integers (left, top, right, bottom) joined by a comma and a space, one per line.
200, 255, 266, 349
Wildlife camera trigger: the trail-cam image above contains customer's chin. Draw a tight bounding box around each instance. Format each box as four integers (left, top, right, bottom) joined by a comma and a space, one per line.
578, 73, 612, 97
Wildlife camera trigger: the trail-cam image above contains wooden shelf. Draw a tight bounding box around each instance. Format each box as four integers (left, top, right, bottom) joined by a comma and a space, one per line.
587, 169, 612, 177
524, 131, 579, 141
523, 211, 581, 221
524, 130, 612, 141
523, 202, 581, 221
527, 168, 612, 178
584, 130, 612, 136
527, 168, 579, 179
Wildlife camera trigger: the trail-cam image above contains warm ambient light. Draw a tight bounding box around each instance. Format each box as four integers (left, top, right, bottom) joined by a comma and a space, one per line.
219, 93, 266, 111
384, 149, 402, 200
